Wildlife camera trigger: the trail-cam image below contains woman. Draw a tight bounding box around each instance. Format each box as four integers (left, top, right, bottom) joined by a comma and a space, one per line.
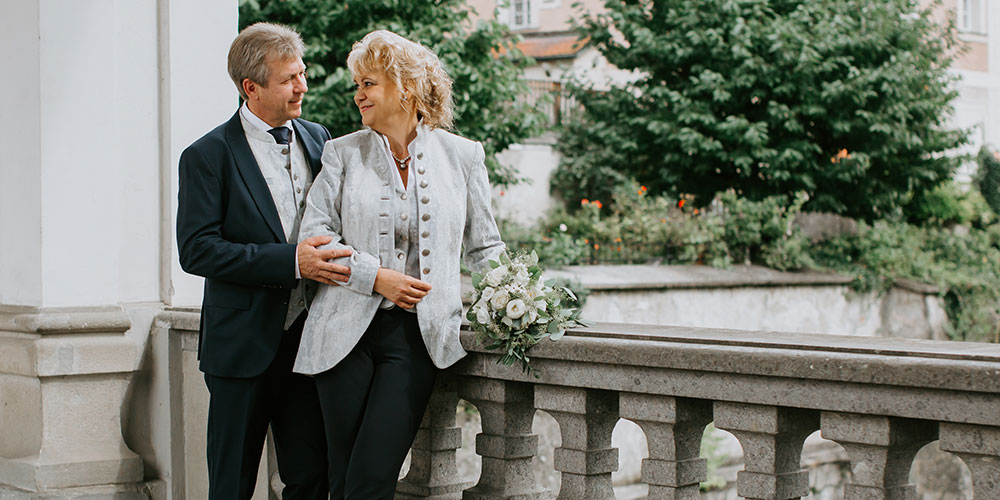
292, 30, 505, 499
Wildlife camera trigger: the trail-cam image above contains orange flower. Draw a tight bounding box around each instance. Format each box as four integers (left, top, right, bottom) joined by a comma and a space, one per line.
593, 244, 600, 250
641, 185, 647, 192
500, 190, 505, 196
831, 148, 851, 164
617, 246, 623, 252
678, 199, 686, 208
660, 218, 667, 223
693, 208, 700, 215
594, 200, 603, 209
615, 237, 622, 243
584, 238, 590, 244
581, 198, 590, 206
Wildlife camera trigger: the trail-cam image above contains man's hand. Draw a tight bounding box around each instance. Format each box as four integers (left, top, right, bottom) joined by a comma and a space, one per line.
373, 268, 431, 309
298, 235, 352, 285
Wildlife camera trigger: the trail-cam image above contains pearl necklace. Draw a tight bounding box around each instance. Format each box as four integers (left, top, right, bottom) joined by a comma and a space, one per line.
391, 151, 411, 170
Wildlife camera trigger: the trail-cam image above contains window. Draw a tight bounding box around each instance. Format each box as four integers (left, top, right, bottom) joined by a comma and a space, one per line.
958, 0, 987, 35
499, 0, 539, 30
511, 0, 532, 29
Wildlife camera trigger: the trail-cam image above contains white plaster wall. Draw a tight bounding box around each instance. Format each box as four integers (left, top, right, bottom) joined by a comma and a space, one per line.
161, 0, 238, 307
493, 139, 560, 224
0, 1, 43, 307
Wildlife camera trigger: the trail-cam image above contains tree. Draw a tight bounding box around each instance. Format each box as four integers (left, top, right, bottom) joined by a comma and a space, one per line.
239, 0, 545, 185
552, 0, 969, 220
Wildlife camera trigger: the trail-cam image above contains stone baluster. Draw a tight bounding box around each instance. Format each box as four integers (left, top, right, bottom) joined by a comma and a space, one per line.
535, 386, 619, 500
397, 377, 468, 500
939, 423, 1000, 499
619, 394, 712, 500
458, 378, 547, 500
714, 402, 819, 500
821, 412, 937, 500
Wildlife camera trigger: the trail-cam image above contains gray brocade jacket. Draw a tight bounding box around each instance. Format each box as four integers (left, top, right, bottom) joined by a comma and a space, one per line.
292, 125, 505, 374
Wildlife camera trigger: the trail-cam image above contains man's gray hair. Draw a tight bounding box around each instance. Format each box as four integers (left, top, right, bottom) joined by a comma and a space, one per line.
228, 22, 305, 101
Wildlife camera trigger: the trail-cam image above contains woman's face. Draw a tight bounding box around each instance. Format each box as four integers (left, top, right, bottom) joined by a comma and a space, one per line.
353, 71, 408, 133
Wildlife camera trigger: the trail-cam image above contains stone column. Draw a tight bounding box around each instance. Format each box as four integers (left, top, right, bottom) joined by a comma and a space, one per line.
821, 412, 937, 500
620, 394, 712, 500
0, 308, 144, 498
535, 386, 619, 500
458, 378, 547, 500
939, 422, 1000, 499
397, 377, 469, 500
714, 402, 819, 500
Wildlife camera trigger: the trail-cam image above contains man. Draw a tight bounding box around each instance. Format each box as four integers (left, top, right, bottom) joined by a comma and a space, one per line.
177, 22, 349, 500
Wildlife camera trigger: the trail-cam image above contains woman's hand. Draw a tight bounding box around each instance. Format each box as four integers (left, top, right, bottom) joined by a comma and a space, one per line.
374, 268, 431, 309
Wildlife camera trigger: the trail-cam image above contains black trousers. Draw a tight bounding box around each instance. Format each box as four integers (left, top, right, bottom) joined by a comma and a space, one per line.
315, 308, 438, 500
204, 315, 328, 500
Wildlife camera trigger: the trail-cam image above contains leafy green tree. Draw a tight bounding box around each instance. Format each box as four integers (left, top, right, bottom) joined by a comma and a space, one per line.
975, 145, 1000, 215
552, 0, 968, 219
239, 0, 545, 185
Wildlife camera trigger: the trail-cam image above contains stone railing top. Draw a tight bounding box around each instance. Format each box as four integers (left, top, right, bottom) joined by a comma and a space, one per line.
459, 322, 1000, 395
545, 264, 857, 291
0, 306, 131, 334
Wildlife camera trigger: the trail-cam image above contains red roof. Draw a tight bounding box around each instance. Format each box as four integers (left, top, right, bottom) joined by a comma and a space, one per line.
516, 32, 589, 60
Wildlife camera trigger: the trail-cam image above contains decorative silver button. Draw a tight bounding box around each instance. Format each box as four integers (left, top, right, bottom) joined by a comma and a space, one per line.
421, 249, 430, 256
397, 252, 405, 260
421, 231, 430, 238
296, 187, 302, 193
422, 268, 430, 275
417, 167, 425, 175
417, 152, 424, 160
298, 299, 305, 306
293, 174, 299, 181
400, 214, 408, 221
281, 148, 289, 155
419, 180, 428, 188
401, 193, 408, 200
421, 196, 429, 204
421, 214, 430, 221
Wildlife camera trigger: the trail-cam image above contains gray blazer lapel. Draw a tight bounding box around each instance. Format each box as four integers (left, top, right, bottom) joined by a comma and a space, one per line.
224, 113, 287, 243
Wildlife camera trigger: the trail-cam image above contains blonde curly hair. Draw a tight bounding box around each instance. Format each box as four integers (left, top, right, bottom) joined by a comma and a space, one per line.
347, 30, 454, 130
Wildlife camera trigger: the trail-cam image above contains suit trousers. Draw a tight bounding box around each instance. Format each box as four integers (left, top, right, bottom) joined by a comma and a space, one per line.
204, 314, 328, 500
314, 308, 438, 500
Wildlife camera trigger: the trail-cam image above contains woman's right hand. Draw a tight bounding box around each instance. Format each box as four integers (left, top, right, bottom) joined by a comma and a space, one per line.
374, 268, 431, 309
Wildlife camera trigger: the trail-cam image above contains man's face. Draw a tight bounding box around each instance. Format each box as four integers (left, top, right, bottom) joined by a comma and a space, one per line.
245, 56, 308, 127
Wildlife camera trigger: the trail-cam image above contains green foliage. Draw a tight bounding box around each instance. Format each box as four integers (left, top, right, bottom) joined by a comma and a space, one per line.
975, 145, 1000, 216
812, 220, 1000, 342
505, 182, 814, 271
553, 0, 968, 219
239, 0, 545, 185
908, 181, 995, 227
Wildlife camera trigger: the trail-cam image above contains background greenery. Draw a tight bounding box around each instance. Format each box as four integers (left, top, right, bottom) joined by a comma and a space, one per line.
552, 0, 969, 220
239, 0, 546, 185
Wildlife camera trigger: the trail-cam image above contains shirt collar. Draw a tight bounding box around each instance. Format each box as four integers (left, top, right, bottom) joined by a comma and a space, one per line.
240, 102, 293, 142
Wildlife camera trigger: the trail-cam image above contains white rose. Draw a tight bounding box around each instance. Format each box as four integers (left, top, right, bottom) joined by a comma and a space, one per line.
524, 308, 538, 324
559, 223, 568, 232
490, 290, 510, 310
506, 299, 526, 320
527, 284, 544, 300
535, 299, 547, 312
515, 268, 530, 283
480, 287, 496, 302
475, 305, 491, 325
485, 265, 508, 287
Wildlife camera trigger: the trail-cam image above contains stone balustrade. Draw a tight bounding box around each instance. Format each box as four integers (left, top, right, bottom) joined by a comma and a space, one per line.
161, 311, 1000, 499
402, 322, 1000, 500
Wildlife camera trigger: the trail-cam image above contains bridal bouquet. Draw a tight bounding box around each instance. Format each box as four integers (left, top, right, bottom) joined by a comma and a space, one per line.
467, 251, 586, 375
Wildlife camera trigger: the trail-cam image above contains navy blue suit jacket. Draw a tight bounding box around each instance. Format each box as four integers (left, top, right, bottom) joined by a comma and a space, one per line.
177, 111, 331, 378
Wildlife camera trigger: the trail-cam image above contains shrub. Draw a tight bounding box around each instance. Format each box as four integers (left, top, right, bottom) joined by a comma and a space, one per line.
553, 0, 968, 219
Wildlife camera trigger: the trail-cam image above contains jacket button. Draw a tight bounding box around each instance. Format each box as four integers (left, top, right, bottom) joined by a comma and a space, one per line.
417, 167, 425, 175
422, 249, 430, 256
419, 180, 428, 188
421, 231, 430, 238
417, 152, 424, 160
400, 214, 408, 221
401, 193, 408, 200
421, 214, 430, 221
281, 148, 289, 155
421, 196, 429, 204
422, 268, 430, 275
